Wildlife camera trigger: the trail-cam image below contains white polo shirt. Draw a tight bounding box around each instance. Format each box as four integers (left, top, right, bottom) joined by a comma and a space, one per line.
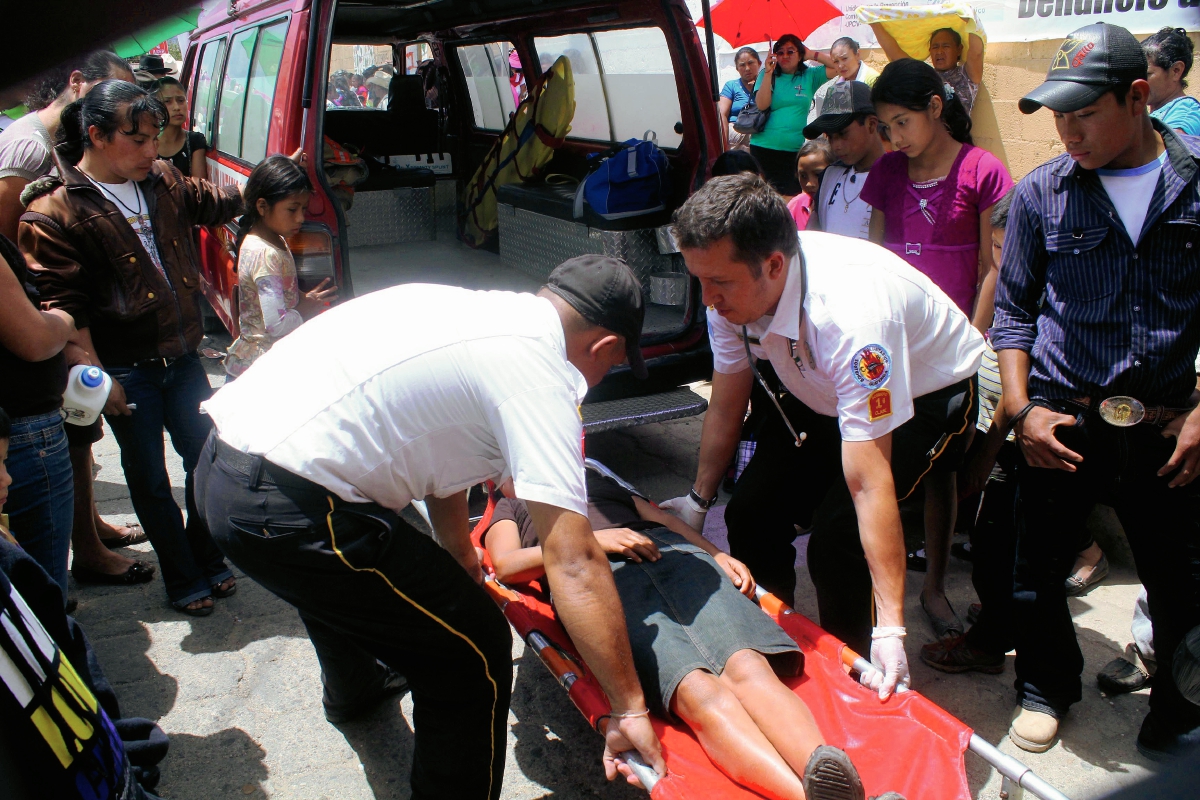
708, 232, 984, 441
202, 284, 589, 516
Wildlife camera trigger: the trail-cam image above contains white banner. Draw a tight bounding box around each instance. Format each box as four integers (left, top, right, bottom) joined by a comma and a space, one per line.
802, 0, 1198, 50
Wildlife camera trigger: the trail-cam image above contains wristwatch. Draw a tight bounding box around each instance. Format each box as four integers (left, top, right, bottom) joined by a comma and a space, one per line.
688, 488, 719, 509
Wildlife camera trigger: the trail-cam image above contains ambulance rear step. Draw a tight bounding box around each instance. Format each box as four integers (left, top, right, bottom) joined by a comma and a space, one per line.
581, 388, 708, 434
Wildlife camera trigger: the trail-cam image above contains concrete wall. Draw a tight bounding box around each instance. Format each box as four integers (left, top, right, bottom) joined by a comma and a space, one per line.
858, 32, 1200, 180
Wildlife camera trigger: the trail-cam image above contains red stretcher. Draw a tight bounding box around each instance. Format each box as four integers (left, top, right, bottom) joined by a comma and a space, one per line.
467, 461, 1072, 800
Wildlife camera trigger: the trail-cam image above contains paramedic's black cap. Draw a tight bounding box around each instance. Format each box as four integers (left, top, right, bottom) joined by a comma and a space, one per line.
1019, 23, 1147, 114
803, 81, 875, 139
547, 255, 647, 379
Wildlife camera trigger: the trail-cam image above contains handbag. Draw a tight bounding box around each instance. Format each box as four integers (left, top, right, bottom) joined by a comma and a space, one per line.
732, 71, 774, 135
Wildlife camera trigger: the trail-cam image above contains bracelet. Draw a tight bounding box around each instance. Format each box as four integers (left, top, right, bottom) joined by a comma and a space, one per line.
1006, 399, 1045, 434
688, 488, 718, 510
610, 708, 651, 719
871, 626, 907, 640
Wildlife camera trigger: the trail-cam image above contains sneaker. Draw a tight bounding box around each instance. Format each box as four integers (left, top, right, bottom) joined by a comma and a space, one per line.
1097, 656, 1151, 694
1008, 706, 1059, 753
323, 667, 409, 724
921, 635, 1005, 674
802, 745, 865, 800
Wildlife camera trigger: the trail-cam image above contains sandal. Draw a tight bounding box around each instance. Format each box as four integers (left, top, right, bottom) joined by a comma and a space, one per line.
101, 523, 148, 549
1065, 554, 1109, 597
212, 577, 237, 598
171, 597, 214, 617
72, 562, 156, 586
921, 593, 964, 639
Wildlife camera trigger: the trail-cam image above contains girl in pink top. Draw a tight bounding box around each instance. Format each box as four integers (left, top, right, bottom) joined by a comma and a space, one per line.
788, 138, 832, 228
861, 59, 1012, 642
861, 59, 1012, 331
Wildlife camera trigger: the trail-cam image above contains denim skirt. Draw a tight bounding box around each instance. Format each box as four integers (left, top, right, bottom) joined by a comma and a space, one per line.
610, 527, 802, 717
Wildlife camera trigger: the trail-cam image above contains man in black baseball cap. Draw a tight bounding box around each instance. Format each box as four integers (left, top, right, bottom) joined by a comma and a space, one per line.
801, 81, 884, 238
546, 254, 648, 379
994, 20, 1200, 760
1018, 22, 1149, 115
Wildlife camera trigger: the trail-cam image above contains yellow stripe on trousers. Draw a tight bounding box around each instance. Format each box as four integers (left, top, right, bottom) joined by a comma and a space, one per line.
325, 497, 498, 799
898, 388, 975, 503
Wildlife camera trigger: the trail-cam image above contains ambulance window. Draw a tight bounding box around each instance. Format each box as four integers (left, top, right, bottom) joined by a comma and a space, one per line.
191, 37, 226, 147
533, 34, 607, 141
457, 42, 517, 131
402, 42, 434, 75
240, 19, 289, 164
327, 43, 395, 109
534, 28, 683, 149
594, 28, 682, 149
216, 27, 256, 158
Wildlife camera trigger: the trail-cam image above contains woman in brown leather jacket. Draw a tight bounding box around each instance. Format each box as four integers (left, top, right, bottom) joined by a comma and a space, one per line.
21, 80, 244, 616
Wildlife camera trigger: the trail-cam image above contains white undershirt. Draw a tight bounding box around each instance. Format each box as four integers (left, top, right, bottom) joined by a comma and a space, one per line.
815, 163, 873, 240
89, 177, 167, 279
1096, 151, 1166, 245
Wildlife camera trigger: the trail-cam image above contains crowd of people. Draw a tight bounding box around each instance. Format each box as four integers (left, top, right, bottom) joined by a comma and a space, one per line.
0, 17, 1199, 800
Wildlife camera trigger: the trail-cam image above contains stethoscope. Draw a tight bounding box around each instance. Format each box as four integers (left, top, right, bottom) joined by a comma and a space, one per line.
741, 255, 808, 448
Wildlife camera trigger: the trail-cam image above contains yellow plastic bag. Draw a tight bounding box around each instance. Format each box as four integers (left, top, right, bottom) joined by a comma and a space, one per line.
855, 2, 987, 60
462, 55, 575, 247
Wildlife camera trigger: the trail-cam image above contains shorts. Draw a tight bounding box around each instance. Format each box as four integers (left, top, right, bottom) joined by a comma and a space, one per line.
64, 418, 103, 447
610, 527, 803, 717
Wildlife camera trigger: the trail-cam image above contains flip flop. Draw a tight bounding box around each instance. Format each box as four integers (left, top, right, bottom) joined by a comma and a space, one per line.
211, 578, 237, 598
921, 593, 964, 639
102, 523, 148, 549
72, 562, 156, 586
171, 598, 215, 617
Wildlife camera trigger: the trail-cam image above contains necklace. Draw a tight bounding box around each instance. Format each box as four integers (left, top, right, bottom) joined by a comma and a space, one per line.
910, 177, 940, 190
82, 170, 148, 226
840, 168, 866, 209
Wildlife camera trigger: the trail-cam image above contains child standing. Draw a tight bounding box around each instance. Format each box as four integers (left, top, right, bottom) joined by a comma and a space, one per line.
225, 155, 337, 379
861, 59, 1012, 643
789, 138, 832, 229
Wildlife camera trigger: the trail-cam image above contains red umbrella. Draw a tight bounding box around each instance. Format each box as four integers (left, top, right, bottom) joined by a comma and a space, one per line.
697, 0, 844, 47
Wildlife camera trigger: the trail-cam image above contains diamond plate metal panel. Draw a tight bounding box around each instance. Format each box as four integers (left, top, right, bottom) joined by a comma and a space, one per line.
581, 388, 708, 433
435, 179, 457, 240
497, 205, 677, 285
498, 205, 604, 283
345, 188, 435, 248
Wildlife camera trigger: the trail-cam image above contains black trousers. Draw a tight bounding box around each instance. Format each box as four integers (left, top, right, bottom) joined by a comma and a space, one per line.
1013, 407, 1200, 735
726, 379, 976, 656
194, 435, 512, 800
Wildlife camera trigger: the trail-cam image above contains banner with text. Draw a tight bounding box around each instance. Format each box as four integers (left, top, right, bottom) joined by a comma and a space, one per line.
802, 0, 1198, 50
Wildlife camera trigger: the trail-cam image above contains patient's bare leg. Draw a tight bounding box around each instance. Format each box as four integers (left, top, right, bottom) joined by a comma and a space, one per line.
719, 649, 825, 777
671, 668, 808, 800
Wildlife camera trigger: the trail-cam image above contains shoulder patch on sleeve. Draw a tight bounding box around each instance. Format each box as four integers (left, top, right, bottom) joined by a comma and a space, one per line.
868, 388, 892, 422
851, 344, 891, 389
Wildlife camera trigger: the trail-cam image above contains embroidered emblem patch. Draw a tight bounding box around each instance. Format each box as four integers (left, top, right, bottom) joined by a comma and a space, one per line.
868, 389, 893, 422
851, 344, 891, 389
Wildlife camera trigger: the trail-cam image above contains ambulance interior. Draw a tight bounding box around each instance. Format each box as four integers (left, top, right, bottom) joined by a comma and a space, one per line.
318, 1, 706, 352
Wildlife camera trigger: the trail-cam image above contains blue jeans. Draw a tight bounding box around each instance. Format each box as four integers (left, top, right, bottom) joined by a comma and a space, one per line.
5, 410, 73, 596
105, 354, 231, 606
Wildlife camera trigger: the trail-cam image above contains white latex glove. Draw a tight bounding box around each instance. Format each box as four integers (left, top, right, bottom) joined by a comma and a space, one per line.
859, 627, 911, 700
658, 493, 709, 531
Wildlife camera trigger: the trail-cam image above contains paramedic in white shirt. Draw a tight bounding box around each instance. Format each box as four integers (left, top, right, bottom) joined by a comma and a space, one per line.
660, 174, 984, 699
802, 81, 885, 240
194, 256, 665, 799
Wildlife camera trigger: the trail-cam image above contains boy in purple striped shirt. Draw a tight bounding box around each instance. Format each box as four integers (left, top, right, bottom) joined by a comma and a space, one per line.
992, 22, 1200, 761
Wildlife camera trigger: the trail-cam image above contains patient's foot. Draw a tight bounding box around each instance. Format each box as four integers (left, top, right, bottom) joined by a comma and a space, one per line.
802, 745, 865, 800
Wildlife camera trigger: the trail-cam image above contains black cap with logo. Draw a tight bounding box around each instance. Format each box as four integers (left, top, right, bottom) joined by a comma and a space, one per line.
803, 81, 876, 139
546, 255, 647, 379
1019, 22, 1148, 114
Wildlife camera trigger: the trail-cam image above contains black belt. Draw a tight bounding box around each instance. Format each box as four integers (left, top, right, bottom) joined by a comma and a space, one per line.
214, 437, 324, 492
1064, 396, 1192, 427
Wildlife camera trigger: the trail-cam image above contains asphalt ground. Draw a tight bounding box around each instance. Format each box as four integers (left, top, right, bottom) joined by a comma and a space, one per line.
72, 351, 1162, 799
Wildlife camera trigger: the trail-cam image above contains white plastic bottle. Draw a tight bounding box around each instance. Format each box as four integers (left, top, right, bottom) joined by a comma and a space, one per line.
63, 365, 112, 426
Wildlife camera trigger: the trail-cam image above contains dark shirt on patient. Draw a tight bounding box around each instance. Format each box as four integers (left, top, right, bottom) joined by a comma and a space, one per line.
490, 471, 655, 548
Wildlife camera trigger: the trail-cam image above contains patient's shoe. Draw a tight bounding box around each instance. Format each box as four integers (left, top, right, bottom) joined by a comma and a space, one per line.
1008, 705, 1059, 753
803, 745, 865, 800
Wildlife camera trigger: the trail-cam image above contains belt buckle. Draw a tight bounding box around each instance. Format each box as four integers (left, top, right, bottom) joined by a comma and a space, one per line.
1098, 396, 1145, 427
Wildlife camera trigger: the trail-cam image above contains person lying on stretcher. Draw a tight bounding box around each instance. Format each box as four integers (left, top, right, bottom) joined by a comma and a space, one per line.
485, 469, 905, 800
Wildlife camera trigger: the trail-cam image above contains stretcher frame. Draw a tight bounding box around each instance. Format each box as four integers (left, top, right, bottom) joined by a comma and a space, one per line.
466, 460, 1072, 800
